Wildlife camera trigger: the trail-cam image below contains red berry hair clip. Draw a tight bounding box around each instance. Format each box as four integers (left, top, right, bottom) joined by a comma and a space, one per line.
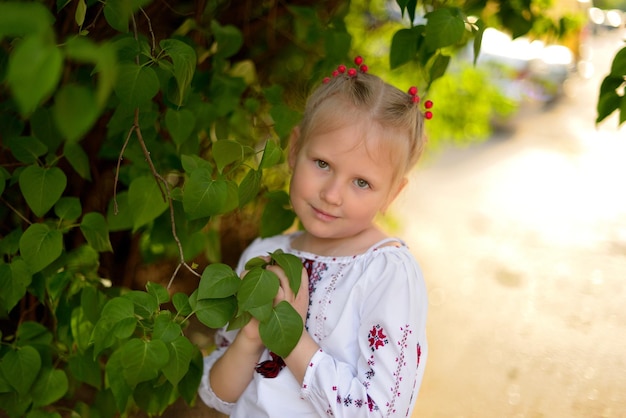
323, 56, 369, 84
408, 86, 433, 120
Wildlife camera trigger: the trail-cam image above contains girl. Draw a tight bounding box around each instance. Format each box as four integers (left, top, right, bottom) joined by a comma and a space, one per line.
198, 57, 429, 417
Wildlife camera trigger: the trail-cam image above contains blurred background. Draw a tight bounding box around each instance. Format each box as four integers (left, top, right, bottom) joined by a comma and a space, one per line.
394, 17, 626, 418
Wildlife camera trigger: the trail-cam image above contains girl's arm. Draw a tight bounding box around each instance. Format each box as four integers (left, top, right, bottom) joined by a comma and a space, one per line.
208, 319, 265, 402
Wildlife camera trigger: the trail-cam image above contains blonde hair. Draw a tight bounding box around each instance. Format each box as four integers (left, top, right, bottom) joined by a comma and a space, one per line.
293, 71, 427, 179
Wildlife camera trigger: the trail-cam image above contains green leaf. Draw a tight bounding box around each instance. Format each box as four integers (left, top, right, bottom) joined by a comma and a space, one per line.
183, 169, 238, 219
105, 350, 132, 411
162, 336, 195, 386
596, 75, 623, 124
80, 212, 113, 252
390, 27, 420, 69
19, 223, 63, 273
31, 368, 68, 407
198, 263, 241, 299
213, 140, 244, 173
244, 256, 267, 270
114, 63, 160, 106
30, 107, 62, 153
237, 268, 279, 311
70, 307, 94, 353
247, 302, 273, 322
424, 8, 466, 51
210, 20, 243, 59
238, 169, 261, 208
172, 292, 192, 316
192, 296, 237, 329
120, 338, 169, 386
153, 311, 181, 343
6, 36, 63, 116
165, 108, 196, 147
429, 54, 451, 85
16, 321, 53, 347
107, 190, 134, 232
260, 191, 295, 237
68, 351, 101, 389
19, 165, 67, 218
0, 346, 41, 395
146, 281, 170, 305
54, 197, 82, 221
128, 175, 168, 231
123, 290, 158, 319
0, 2, 55, 39
53, 84, 101, 142
103, 0, 132, 32
259, 140, 282, 169
178, 349, 203, 405
270, 251, 303, 294
64, 142, 92, 180
5, 136, 48, 164
259, 301, 303, 358
75, 0, 86, 27
609, 46, 626, 77
0, 259, 32, 312
160, 39, 196, 106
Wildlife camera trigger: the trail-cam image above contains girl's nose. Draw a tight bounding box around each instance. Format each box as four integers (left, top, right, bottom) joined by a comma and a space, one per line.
320, 179, 342, 206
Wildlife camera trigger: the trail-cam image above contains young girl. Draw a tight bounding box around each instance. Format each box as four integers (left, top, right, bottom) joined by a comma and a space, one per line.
198, 57, 429, 417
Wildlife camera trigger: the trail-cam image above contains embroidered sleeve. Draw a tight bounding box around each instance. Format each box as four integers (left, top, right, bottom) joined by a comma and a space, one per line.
300, 251, 428, 417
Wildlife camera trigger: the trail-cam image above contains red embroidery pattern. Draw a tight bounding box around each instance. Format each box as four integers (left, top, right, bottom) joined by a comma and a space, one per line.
368, 324, 388, 351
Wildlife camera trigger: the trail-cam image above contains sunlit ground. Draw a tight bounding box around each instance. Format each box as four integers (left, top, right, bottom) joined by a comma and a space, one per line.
395, 29, 626, 418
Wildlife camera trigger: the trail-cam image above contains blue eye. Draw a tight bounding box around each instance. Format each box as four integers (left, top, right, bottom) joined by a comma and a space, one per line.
354, 178, 370, 189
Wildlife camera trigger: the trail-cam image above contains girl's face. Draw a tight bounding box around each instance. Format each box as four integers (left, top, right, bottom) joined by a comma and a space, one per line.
288, 116, 406, 246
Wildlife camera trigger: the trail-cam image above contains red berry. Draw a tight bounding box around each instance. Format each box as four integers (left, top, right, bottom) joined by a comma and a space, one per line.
337, 64, 347, 73
408, 86, 418, 96
360, 64, 368, 73
354, 56, 363, 65
323, 77, 331, 84
424, 111, 433, 119
332, 70, 339, 77
411, 95, 420, 103
425, 100, 433, 109
347, 68, 357, 77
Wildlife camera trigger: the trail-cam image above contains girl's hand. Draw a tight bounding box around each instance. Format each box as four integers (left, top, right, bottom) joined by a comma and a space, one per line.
267, 263, 310, 323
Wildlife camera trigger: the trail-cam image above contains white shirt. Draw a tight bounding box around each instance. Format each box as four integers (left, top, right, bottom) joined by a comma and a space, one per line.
198, 232, 428, 417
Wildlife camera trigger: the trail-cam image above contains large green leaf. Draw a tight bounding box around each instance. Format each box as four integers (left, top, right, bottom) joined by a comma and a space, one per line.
192, 295, 237, 329
107, 191, 134, 232
424, 8, 466, 51
114, 63, 160, 107
70, 307, 94, 353
153, 311, 181, 343
19, 223, 63, 273
30, 368, 68, 407
80, 212, 113, 252
270, 250, 303, 294
390, 27, 421, 69
213, 140, 244, 173
68, 350, 101, 389
53, 84, 100, 143
160, 39, 196, 106
182, 169, 238, 219
0, 2, 55, 39
120, 338, 169, 386
0, 259, 32, 313
128, 175, 168, 231
259, 301, 303, 358
238, 168, 261, 208
105, 350, 132, 411
259, 140, 282, 169
162, 336, 195, 386
5, 136, 48, 164
237, 268, 279, 312
165, 108, 196, 147
6, 36, 62, 116
260, 191, 295, 238
198, 263, 241, 299
54, 197, 82, 222
19, 165, 67, 218
0, 346, 41, 395
123, 290, 158, 319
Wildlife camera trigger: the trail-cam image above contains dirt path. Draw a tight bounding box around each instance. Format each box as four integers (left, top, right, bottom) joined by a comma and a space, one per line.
401, 29, 626, 418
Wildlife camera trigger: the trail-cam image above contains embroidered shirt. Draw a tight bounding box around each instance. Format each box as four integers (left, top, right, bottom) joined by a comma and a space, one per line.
198, 232, 428, 417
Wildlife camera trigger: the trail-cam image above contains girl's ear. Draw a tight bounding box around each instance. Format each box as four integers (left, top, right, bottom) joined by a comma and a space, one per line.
288, 126, 301, 169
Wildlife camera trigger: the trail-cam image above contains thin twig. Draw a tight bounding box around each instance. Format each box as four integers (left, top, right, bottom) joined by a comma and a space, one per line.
113, 126, 134, 215
1, 196, 32, 225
